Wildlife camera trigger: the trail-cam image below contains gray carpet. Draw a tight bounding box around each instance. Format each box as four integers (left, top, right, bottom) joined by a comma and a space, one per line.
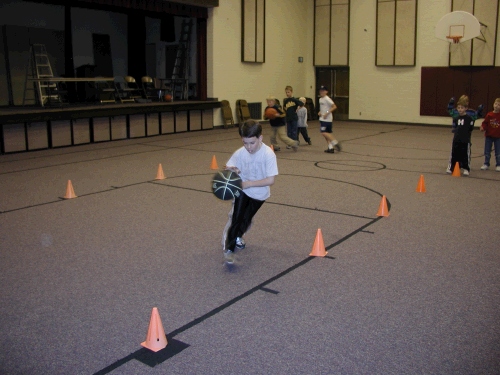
0, 121, 499, 375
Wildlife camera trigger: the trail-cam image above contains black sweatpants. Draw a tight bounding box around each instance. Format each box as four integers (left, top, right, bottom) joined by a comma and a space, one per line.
449, 141, 471, 172
225, 192, 264, 252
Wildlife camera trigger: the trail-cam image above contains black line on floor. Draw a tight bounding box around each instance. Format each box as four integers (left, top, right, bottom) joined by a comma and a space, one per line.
0, 172, 385, 217
92, 215, 384, 375
260, 287, 280, 294
0, 199, 63, 214
167, 257, 315, 339
93, 339, 190, 375
148, 181, 374, 220
326, 217, 383, 250
266, 201, 372, 220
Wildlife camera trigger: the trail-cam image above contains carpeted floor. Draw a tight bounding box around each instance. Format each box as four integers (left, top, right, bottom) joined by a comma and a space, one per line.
0, 120, 499, 375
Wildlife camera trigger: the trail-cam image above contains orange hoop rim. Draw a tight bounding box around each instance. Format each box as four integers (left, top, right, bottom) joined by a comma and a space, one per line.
446, 35, 462, 44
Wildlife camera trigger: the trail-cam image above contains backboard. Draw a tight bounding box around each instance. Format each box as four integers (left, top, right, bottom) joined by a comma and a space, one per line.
435, 11, 481, 43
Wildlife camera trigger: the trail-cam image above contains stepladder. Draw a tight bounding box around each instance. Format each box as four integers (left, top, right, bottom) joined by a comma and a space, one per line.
23, 44, 61, 106
170, 19, 193, 100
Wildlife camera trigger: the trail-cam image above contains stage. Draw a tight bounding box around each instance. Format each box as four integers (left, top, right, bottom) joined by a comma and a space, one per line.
0, 100, 221, 153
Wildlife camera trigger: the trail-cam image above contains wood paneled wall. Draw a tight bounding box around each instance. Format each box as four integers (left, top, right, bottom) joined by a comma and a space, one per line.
241, 0, 265, 63
376, 0, 417, 66
450, 0, 499, 66
314, 0, 349, 66
420, 66, 500, 116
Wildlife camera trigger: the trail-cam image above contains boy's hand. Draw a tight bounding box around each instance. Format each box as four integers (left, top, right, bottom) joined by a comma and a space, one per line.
224, 166, 240, 174
480, 125, 485, 132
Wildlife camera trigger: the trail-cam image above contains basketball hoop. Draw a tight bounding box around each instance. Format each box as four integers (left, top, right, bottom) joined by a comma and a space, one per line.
436, 12, 481, 44
446, 35, 462, 44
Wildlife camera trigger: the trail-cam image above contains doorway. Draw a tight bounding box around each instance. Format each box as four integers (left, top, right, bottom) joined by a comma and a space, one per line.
316, 67, 349, 120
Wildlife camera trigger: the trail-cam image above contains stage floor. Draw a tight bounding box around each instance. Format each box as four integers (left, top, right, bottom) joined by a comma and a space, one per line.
0, 100, 220, 124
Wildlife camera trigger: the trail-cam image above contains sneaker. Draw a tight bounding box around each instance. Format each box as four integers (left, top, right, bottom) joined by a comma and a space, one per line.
223, 250, 235, 264
324, 148, 335, 153
463, 169, 469, 176
496, 166, 500, 172
307, 140, 312, 145
480, 164, 489, 170
235, 237, 246, 250
446, 168, 452, 174
286, 145, 291, 149
273, 146, 280, 152
333, 142, 342, 152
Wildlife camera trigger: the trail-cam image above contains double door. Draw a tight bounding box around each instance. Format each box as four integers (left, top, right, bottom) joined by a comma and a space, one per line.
316, 68, 349, 120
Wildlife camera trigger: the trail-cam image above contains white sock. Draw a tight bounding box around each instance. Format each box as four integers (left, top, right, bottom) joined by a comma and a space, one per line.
331, 140, 338, 146
328, 143, 333, 149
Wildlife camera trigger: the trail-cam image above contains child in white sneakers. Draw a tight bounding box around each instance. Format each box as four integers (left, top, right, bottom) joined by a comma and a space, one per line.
318, 86, 341, 153
222, 120, 278, 264
446, 96, 476, 176
480, 98, 500, 171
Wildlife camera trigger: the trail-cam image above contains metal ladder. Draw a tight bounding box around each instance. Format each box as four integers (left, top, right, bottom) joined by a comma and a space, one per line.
170, 18, 193, 100
23, 44, 60, 106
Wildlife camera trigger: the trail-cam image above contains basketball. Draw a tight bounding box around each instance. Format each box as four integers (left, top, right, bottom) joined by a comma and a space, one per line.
164, 94, 172, 102
265, 107, 278, 120
212, 170, 242, 200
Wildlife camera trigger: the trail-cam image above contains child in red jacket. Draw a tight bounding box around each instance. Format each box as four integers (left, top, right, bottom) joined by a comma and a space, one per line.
480, 98, 500, 171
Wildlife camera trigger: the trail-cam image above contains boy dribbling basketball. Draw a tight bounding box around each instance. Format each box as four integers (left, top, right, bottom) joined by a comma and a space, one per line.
222, 120, 278, 264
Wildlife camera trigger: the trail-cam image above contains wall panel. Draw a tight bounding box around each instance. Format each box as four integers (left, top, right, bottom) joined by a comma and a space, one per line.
376, 0, 416, 66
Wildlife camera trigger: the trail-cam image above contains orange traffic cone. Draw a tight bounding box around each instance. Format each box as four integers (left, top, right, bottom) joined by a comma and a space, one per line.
452, 162, 461, 177
155, 163, 166, 180
309, 228, 328, 257
141, 307, 168, 352
63, 180, 77, 199
210, 155, 219, 170
376, 195, 389, 217
416, 175, 426, 193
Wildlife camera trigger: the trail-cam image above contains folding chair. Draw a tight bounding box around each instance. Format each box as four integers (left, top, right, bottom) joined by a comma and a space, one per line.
114, 76, 135, 103
220, 100, 235, 129
236, 99, 252, 125
141, 76, 163, 101
124, 76, 143, 100
96, 80, 116, 103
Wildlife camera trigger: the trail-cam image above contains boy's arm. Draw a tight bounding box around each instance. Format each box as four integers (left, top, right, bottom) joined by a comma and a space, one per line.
242, 176, 275, 189
448, 98, 459, 132
480, 114, 490, 131
447, 97, 458, 117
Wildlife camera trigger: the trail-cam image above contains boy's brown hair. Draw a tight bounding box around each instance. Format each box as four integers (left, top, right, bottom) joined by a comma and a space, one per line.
457, 95, 469, 107
494, 98, 500, 103
285, 86, 293, 92
239, 120, 262, 138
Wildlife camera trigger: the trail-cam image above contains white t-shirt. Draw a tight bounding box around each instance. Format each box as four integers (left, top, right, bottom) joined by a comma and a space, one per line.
319, 95, 334, 122
226, 143, 278, 201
